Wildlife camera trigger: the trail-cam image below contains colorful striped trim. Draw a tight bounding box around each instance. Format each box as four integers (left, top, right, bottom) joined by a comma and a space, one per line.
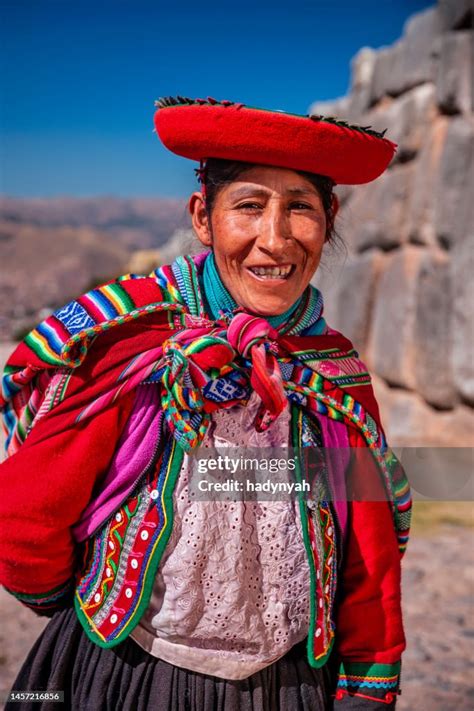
74, 437, 185, 647
337, 661, 401, 691
286, 381, 411, 552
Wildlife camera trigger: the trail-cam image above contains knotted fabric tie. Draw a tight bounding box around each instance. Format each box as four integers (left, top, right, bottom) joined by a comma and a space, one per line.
160, 329, 247, 450
161, 312, 287, 448
227, 312, 287, 431
75, 311, 289, 452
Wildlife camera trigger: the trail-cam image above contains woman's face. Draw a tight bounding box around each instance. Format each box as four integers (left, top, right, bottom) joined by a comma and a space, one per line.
190, 166, 330, 317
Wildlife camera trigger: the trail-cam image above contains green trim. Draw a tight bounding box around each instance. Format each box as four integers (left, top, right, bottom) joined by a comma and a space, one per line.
74, 439, 185, 649
339, 660, 401, 677
291, 406, 337, 668
291, 405, 317, 668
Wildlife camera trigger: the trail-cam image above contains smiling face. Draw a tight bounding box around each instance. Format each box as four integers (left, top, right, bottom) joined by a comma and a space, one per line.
190, 165, 333, 316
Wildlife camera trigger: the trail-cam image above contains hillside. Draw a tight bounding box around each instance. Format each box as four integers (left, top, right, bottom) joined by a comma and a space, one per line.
0, 197, 187, 339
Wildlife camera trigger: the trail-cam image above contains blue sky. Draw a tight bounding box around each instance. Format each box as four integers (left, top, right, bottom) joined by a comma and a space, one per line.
1, 0, 433, 198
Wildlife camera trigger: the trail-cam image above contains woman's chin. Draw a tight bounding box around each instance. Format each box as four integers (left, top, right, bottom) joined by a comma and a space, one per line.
243, 296, 299, 317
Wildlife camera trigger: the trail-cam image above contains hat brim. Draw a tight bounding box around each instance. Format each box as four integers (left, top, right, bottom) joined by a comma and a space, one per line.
154, 100, 396, 185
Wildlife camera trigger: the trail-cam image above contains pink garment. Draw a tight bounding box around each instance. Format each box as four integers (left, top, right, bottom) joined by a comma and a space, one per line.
316, 415, 350, 540
73, 384, 162, 542
130, 393, 311, 679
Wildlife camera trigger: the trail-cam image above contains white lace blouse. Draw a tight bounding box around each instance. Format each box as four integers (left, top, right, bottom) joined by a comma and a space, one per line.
130, 392, 311, 680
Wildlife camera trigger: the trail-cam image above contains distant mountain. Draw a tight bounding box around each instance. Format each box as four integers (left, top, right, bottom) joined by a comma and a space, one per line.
0, 196, 188, 251
0, 196, 188, 340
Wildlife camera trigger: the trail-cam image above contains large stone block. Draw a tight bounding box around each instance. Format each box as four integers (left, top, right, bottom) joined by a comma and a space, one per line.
313, 250, 384, 357
413, 251, 456, 408
437, 0, 473, 31
333, 250, 385, 357
436, 30, 473, 115
347, 47, 377, 117
451, 238, 474, 404
369, 47, 396, 105
434, 116, 474, 248
312, 254, 345, 328
368, 84, 437, 162
407, 118, 450, 246
372, 375, 474, 446
367, 247, 425, 389
351, 47, 377, 90
369, 8, 442, 103
342, 163, 415, 252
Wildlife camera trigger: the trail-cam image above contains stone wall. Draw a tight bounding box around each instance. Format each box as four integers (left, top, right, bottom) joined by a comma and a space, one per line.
310, 0, 473, 445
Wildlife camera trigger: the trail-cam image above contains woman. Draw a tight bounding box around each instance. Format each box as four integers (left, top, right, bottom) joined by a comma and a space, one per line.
0, 97, 411, 710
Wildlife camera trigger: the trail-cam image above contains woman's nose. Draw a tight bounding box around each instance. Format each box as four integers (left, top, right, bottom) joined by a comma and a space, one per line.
257, 204, 290, 253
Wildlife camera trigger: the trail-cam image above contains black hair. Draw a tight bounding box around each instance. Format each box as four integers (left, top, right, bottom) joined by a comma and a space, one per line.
200, 157, 339, 244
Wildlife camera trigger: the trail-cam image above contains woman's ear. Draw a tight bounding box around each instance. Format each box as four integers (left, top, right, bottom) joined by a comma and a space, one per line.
189, 192, 212, 247
331, 193, 340, 219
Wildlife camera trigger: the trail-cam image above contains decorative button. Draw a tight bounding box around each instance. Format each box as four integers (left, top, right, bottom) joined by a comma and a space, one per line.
328, 556, 333, 566
109, 541, 114, 550
110, 614, 118, 624
324, 584, 329, 594
115, 513, 122, 522
327, 526, 333, 536
131, 559, 138, 569
150, 490, 158, 500
316, 627, 322, 637
140, 530, 149, 541
319, 598, 323, 608
106, 567, 112, 577
125, 588, 133, 598
94, 593, 101, 603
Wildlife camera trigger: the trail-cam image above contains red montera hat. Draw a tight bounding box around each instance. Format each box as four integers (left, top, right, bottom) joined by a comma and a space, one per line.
154, 96, 396, 185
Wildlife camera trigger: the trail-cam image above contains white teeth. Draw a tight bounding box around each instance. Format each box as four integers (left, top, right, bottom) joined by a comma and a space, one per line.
249, 266, 292, 278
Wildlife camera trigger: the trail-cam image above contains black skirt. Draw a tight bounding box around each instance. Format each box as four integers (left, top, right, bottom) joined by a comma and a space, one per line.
6, 607, 337, 711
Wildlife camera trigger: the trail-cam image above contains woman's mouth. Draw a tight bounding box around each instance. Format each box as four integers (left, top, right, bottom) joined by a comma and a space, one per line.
246, 265, 295, 280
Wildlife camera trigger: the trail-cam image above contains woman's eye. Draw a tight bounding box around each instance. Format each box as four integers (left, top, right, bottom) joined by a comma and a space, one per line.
289, 202, 313, 210
237, 202, 263, 210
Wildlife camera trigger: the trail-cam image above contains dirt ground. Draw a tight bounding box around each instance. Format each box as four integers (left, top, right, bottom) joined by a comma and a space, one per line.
0, 508, 472, 709
397, 516, 474, 710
